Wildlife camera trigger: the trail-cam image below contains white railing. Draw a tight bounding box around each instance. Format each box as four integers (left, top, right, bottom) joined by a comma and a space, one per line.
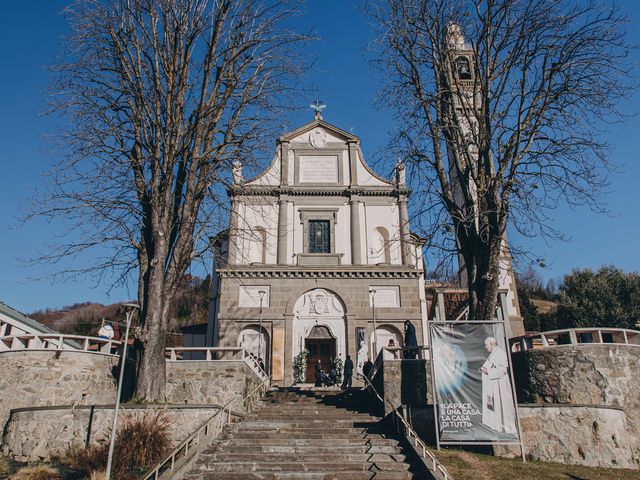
165, 346, 269, 382
142, 375, 270, 480
510, 327, 640, 352
360, 373, 453, 480
0, 334, 122, 355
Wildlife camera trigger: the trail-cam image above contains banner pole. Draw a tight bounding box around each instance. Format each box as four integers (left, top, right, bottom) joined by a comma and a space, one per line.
427, 318, 441, 451
501, 317, 527, 464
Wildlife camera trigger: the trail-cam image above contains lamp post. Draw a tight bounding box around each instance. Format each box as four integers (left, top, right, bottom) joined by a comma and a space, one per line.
258, 290, 266, 371
369, 289, 378, 359
105, 303, 139, 480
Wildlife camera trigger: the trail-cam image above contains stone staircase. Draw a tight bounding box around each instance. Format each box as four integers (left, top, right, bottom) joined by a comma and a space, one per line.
184, 388, 433, 480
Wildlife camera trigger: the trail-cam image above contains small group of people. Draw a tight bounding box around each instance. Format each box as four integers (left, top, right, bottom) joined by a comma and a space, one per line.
314, 354, 354, 390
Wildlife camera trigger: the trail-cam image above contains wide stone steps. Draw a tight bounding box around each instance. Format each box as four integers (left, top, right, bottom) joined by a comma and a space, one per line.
185, 388, 429, 480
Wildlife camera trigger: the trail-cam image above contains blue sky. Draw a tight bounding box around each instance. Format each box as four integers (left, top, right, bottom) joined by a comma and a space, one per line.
1, 0, 639, 313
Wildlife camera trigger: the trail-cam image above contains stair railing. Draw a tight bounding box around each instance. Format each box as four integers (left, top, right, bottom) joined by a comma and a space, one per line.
141, 375, 271, 480
360, 373, 454, 480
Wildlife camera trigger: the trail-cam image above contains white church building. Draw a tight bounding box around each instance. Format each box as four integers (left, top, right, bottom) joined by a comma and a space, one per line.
207, 113, 428, 386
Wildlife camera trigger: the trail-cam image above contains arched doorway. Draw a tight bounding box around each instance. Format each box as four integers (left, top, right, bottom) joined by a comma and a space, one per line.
304, 325, 336, 382
292, 288, 347, 383
238, 325, 270, 372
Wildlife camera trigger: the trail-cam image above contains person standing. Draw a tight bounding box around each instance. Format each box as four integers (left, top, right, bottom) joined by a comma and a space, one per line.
362, 358, 373, 379
341, 355, 354, 390
403, 320, 418, 359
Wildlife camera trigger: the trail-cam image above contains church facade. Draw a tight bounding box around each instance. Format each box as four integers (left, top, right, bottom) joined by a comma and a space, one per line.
207, 115, 427, 386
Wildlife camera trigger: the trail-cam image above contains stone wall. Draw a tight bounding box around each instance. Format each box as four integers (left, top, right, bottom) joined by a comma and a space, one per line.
165, 360, 262, 413
511, 344, 640, 462
371, 359, 431, 414
2, 405, 227, 462
0, 351, 120, 431
495, 405, 636, 469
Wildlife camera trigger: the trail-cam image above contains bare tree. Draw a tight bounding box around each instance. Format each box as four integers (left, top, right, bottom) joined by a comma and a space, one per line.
29, 0, 308, 400
371, 0, 632, 320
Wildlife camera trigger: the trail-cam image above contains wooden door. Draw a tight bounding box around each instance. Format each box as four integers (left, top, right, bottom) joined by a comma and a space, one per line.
305, 338, 335, 383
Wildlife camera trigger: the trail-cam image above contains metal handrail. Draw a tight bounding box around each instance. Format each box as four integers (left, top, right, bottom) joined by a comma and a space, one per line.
0, 333, 121, 355
141, 375, 271, 480
510, 327, 640, 351
360, 373, 454, 480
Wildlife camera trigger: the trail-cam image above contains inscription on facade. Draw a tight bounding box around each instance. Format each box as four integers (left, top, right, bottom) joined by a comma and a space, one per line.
299, 155, 338, 183
369, 286, 400, 307
239, 286, 270, 307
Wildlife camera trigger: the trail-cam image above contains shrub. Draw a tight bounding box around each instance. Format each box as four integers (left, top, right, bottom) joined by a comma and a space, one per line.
10, 465, 61, 480
0, 455, 14, 476
66, 411, 171, 479
88, 471, 106, 480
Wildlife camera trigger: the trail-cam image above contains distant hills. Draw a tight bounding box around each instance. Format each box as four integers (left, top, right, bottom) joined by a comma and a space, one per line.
29, 275, 211, 339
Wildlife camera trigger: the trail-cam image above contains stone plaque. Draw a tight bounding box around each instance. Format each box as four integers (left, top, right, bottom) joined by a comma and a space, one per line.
239, 286, 270, 307
369, 286, 400, 307
299, 155, 338, 183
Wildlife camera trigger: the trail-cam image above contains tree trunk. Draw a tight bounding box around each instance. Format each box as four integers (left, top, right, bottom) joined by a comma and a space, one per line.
465, 241, 502, 321
135, 261, 168, 401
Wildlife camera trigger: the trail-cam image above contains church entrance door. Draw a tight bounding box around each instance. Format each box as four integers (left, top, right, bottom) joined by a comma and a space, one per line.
305, 337, 336, 383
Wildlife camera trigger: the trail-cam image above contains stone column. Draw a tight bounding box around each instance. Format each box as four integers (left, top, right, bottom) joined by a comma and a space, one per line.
350, 198, 362, 265
277, 197, 288, 265
398, 195, 413, 266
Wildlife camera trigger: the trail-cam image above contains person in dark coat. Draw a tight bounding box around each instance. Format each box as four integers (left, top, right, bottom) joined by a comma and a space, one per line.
362, 358, 373, 379
314, 359, 322, 387
404, 320, 419, 359
341, 355, 354, 390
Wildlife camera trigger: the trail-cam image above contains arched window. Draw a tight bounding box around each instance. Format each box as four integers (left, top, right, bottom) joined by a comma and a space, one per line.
455, 56, 472, 80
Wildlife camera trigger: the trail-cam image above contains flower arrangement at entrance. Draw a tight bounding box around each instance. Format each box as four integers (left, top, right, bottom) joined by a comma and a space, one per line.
331, 356, 344, 384
293, 349, 309, 384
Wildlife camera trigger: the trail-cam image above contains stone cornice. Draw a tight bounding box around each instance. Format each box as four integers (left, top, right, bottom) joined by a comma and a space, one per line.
218, 266, 423, 279
228, 185, 411, 198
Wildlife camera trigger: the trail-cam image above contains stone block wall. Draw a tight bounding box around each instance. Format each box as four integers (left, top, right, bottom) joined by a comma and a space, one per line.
511, 344, 640, 463
165, 360, 262, 413
495, 405, 636, 469
370, 359, 431, 415
216, 273, 426, 386
0, 351, 120, 431
2, 405, 225, 462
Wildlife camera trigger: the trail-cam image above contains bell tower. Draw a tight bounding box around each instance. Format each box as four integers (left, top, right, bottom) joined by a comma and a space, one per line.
445, 24, 523, 335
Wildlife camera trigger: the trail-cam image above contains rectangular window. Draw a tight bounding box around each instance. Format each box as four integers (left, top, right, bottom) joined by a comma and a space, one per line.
308, 219, 331, 253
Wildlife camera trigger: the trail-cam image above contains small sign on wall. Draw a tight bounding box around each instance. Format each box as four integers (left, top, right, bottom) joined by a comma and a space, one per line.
239, 286, 270, 308
369, 286, 400, 307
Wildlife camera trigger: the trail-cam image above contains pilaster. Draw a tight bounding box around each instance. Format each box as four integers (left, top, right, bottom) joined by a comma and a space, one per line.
349, 197, 362, 265
398, 195, 412, 266
277, 197, 288, 265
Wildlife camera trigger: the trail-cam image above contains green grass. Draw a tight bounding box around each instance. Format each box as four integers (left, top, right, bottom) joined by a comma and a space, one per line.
434, 449, 639, 480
